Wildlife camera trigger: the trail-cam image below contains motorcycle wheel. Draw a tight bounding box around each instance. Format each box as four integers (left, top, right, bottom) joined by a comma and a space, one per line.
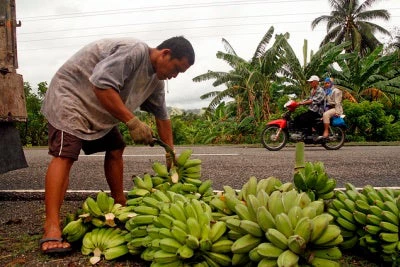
322, 126, 345, 150
261, 125, 288, 151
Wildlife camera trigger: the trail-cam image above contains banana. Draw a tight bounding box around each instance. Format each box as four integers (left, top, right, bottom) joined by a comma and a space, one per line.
257, 190, 269, 207
366, 214, 381, 226
177, 244, 194, 259
383, 200, 399, 215
86, 196, 104, 217
317, 234, 343, 247
130, 214, 156, 226
369, 205, 383, 217
314, 172, 329, 192
183, 159, 201, 170
294, 216, 312, 243
153, 249, 180, 263
266, 228, 288, 250
355, 199, 370, 213
275, 213, 293, 238
381, 241, 398, 254
268, 191, 285, 218
327, 208, 340, 218
302, 206, 317, 219
313, 225, 342, 246
205, 251, 232, 266
247, 194, 261, 222
288, 206, 303, 227
96, 191, 111, 214
353, 210, 367, 225
336, 217, 357, 232
339, 235, 358, 250
211, 239, 234, 253
234, 203, 253, 221
287, 234, 306, 254
176, 149, 192, 167
231, 234, 262, 254
277, 249, 299, 267
133, 205, 159, 216
130, 226, 148, 238
295, 192, 312, 208
239, 219, 263, 237
380, 232, 399, 243
249, 247, 263, 262
309, 256, 341, 267
364, 224, 381, 235
170, 202, 187, 223
187, 217, 202, 239
171, 225, 188, 244
152, 162, 169, 178
128, 188, 150, 198
173, 218, 189, 233
282, 190, 299, 213
308, 200, 324, 215
258, 258, 279, 267
151, 176, 166, 186
159, 237, 184, 253
198, 179, 213, 195
331, 199, 345, 210
185, 234, 200, 250
310, 214, 332, 242
381, 210, 399, 225
209, 221, 227, 243
317, 178, 336, 194
293, 171, 308, 191
256, 242, 284, 259
210, 197, 232, 215
257, 206, 276, 232
104, 245, 129, 260
338, 208, 355, 223
380, 221, 399, 233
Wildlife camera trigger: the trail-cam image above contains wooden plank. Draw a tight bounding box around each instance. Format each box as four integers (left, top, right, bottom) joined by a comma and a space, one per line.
0, 73, 27, 121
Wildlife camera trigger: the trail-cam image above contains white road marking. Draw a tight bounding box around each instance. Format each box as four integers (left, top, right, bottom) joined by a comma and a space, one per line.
81, 153, 240, 157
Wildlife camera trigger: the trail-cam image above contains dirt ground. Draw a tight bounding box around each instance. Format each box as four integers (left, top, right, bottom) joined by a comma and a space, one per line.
0, 199, 382, 267
0, 200, 148, 267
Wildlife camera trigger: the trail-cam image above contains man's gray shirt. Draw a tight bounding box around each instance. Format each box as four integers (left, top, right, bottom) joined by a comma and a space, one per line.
41, 38, 168, 140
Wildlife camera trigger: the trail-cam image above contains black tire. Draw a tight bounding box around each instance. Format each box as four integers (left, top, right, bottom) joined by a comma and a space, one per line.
322, 126, 345, 150
261, 125, 288, 151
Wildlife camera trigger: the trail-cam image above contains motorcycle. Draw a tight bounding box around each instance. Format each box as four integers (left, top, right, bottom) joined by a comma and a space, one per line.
261, 100, 346, 151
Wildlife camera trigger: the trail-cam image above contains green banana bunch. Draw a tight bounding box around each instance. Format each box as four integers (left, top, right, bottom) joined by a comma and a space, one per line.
81, 227, 128, 265
62, 218, 89, 243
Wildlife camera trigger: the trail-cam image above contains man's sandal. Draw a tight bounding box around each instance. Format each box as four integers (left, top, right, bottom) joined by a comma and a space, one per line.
39, 237, 72, 254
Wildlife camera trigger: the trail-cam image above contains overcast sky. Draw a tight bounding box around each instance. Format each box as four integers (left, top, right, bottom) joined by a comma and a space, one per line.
15, 0, 400, 109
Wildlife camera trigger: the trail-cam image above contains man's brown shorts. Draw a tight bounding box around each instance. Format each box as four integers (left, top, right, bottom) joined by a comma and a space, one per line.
48, 123, 126, 161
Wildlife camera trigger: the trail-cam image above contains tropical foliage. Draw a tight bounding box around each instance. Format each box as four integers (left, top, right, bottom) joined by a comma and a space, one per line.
311, 0, 391, 55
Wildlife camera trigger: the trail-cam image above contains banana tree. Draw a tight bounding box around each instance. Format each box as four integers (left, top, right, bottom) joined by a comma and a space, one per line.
327, 45, 400, 106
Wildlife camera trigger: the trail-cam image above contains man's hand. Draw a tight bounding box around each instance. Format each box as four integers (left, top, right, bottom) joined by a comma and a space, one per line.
126, 117, 153, 145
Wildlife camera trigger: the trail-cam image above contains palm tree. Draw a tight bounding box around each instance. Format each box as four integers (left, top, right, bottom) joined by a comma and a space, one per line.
311, 0, 391, 55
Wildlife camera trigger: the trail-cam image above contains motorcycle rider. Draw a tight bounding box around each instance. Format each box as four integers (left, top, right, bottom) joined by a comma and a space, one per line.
320, 77, 343, 138
294, 75, 325, 137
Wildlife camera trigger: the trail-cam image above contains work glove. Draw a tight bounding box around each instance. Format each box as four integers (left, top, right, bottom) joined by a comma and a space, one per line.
126, 117, 153, 145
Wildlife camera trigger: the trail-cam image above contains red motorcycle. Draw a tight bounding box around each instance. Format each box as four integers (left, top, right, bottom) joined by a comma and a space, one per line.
261, 100, 346, 151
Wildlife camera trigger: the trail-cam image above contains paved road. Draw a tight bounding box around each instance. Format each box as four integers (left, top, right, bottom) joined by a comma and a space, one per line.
0, 145, 399, 194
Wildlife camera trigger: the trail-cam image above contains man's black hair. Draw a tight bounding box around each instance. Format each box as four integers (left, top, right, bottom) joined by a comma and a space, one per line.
157, 36, 195, 65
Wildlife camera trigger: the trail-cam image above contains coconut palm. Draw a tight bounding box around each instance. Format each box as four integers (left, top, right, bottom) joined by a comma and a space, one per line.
311, 0, 391, 55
